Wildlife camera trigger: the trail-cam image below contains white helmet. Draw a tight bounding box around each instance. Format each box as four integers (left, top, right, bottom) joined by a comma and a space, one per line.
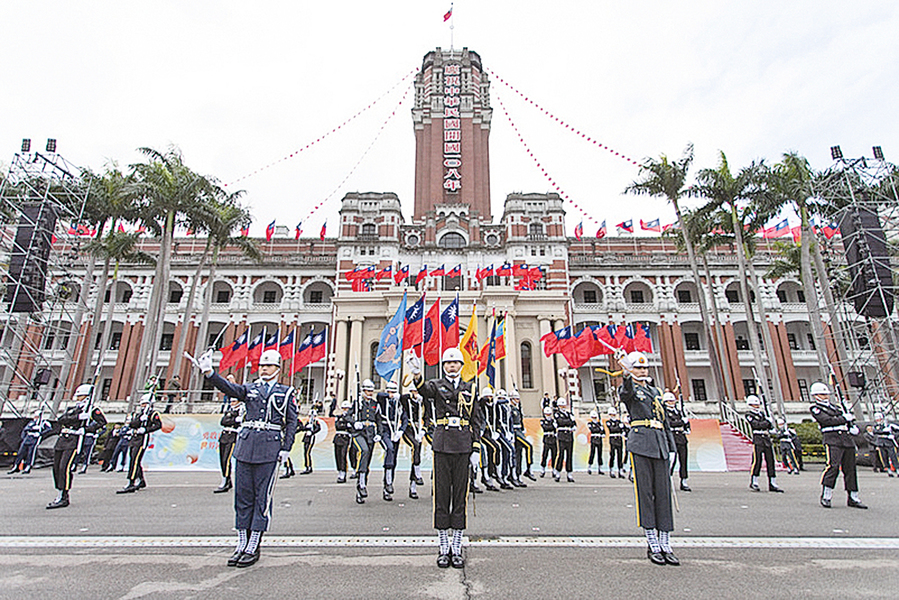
74, 384, 93, 398
259, 349, 282, 367
746, 395, 761, 407
510, 389, 520, 399
139, 392, 153, 405
442, 348, 464, 363
590, 410, 599, 419
810, 382, 830, 397
340, 400, 352, 409
386, 381, 398, 392
626, 351, 649, 368
608, 406, 618, 416
361, 379, 375, 391
543, 406, 553, 416
480, 387, 494, 399
662, 391, 677, 404
495, 388, 509, 402
556, 396, 568, 407
874, 412, 884, 421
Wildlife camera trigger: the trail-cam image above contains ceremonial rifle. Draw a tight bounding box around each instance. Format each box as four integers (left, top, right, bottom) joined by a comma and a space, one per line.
750, 366, 773, 421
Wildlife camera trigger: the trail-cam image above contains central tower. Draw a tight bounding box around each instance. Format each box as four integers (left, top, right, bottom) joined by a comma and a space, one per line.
412, 47, 493, 222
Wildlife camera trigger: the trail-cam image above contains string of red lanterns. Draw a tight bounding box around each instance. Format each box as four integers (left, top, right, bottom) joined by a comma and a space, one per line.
487, 67, 642, 168
226, 67, 419, 187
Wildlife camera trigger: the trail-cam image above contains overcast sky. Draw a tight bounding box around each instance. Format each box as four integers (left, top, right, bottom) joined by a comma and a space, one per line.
2, 1, 896, 237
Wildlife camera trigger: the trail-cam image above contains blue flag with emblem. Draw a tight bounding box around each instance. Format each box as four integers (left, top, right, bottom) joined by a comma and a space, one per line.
375, 291, 407, 380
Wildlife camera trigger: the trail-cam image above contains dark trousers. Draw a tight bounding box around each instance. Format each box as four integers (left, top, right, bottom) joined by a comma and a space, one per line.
555, 438, 573, 472
609, 443, 624, 470
541, 435, 557, 468
780, 445, 800, 472
401, 430, 422, 478
514, 431, 532, 474
13, 440, 38, 470
303, 437, 315, 470
52, 446, 77, 491
219, 439, 235, 479
433, 451, 469, 530
497, 435, 514, 479
671, 442, 688, 480
234, 459, 279, 531
751, 443, 776, 479
481, 435, 500, 479
348, 442, 359, 470
380, 436, 397, 471
631, 452, 674, 532
110, 440, 129, 470
821, 444, 858, 491
352, 434, 373, 474
588, 440, 603, 469
334, 438, 349, 473
75, 435, 97, 468
128, 443, 147, 483
878, 446, 899, 472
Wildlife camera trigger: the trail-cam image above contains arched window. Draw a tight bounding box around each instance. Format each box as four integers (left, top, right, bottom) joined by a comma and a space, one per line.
361, 223, 376, 235
520, 342, 534, 389
439, 232, 466, 249
528, 223, 544, 237
369, 342, 381, 387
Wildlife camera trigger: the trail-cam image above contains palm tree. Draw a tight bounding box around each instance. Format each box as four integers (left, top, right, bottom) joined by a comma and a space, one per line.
691, 152, 786, 416
625, 144, 728, 405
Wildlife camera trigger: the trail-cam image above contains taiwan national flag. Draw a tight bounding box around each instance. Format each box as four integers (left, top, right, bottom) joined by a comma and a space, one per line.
443, 5, 452, 21
265, 220, 276, 242
290, 332, 313, 375
246, 330, 265, 372
264, 331, 279, 352
574, 221, 583, 240
430, 264, 446, 277
512, 263, 529, 277
404, 294, 425, 351
376, 265, 393, 281
616, 220, 634, 234
440, 296, 460, 351
496, 263, 513, 277
219, 330, 248, 370
416, 266, 428, 285
634, 322, 652, 352
821, 222, 840, 240
240, 225, 250, 237
278, 329, 295, 361
295, 222, 303, 240
423, 298, 441, 366
375, 293, 407, 380
308, 328, 327, 365
476, 265, 494, 282
541, 326, 571, 357
447, 264, 461, 278
763, 218, 790, 239
640, 218, 661, 232
394, 265, 410, 285
596, 220, 607, 239
319, 221, 327, 241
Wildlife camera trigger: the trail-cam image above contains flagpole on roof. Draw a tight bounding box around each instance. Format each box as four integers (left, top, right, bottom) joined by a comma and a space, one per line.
449, 2, 454, 50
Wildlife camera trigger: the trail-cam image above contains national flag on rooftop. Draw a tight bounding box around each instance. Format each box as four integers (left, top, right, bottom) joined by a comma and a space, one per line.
596, 220, 607, 239
574, 221, 583, 241
394, 265, 410, 285
616, 220, 634, 234
476, 264, 494, 282
295, 222, 303, 240
319, 221, 327, 241
265, 220, 275, 242
416, 265, 428, 285
430, 264, 446, 277
447, 264, 461, 278
640, 218, 661, 233
240, 225, 249, 237
376, 265, 393, 281
496, 263, 512, 277
443, 4, 453, 21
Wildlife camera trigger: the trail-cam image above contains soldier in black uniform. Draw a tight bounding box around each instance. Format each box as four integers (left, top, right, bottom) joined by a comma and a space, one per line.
214, 402, 243, 493
509, 390, 535, 482
606, 406, 627, 478
73, 407, 105, 474
553, 396, 576, 483
664, 392, 691, 492
410, 348, 481, 569
8, 410, 50, 474
617, 351, 679, 566
775, 417, 801, 475
809, 381, 866, 508
539, 406, 557, 477
494, 389, 517, 488
47, 384, 107, 509
586, 410, 604, 475
744, 395, 783, 493
477, 387, 500, 491
108, 421, 132, 472
377, 381, 405, 501
351, 379, 384, 504
333, 400, 354, 483
196, 348, 299, 567
400, 386, 426, 498
117, 393, 162, 494
300, 401, 323, 475
871, 412, 899, 476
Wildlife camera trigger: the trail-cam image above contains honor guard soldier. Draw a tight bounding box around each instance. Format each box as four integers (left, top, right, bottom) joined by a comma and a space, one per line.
410, 348, 482, 569
617, 351, 679, 566
775, 418, 801, 475
664, 392, 691, 491
809, 381, 866, 508
108, 421, 132, 472
377, 381, 406, 501
333, 400, 354, 483
870, 413, 899, 476
8, 410, 50, 474
48, 384, 107, 509
477, 387, 501, 491
509, 390, 535, 482
300, 401, 323, 475
351, 379, 384, 504
586, 410, 605, 476
74, 403, 106, 474
494, 389, 518, 488
745, 395, 783, 493
195, 348, 299, 567
539, 405, 557, 477
606, 406, 627, 478
553, 396, 576, 482
118, 393, 162, 493
400, 386, 426, 498
215, 401, 243, 493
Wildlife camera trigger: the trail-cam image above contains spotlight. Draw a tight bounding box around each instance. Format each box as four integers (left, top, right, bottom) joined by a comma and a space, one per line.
873, 146, 884, 160
21, 138, 31, 152
830, 145, 843, 160
46, 139, 57, 153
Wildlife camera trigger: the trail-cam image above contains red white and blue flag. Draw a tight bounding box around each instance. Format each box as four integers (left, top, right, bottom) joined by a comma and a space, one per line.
265, 220, 276, 242
278, 330, 295, 361
219, 330, 248, 370
763, 218, 790, 239
443, 4, 453, 21
640, 218, 661, 232
295, 222, 303, 240
574, 221, 583, 240
319, 221, 327, 241
616, 220, 634, 234
404, 294, 425, 351
596, 220, 607, 239
440, 295, 460, 351
394, 265, 410, 285
376, 265, 393, 281
416, 265, 428, 285
247, 330, 266, 372
447, 264, 461, 278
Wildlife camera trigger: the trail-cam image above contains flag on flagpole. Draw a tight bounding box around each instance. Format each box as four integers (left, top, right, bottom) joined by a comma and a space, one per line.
247, 330, 265, 372
476, 264, 494, 282
640, 218, 661, 232
265, 220, 275, 242
430, 264, 446, 277
374, 292, 406, 380
240, 225, 249, 237
291, 331, 314, 375
404, 294, 425, 351
295, 222, 303, 240
376, 265, 393, 281
447, 264, 461, 278
441, 295, 460, 351
394, 265, 410, 285
319, 221, 327, 241
762, 218, 790, 239
459, 304, 479, 381
219, 330, 248, 370
416, 265, 428, 286
278, 330, 295, 361
616, 220, 634, 234
495, 314, 506, 360
423, 297, 441, 366
443, 4, 453, 21
484, 317, 497, 387
574, 221, 583, 240
264, 331, 279, 352
596, 220, 607, 239
496, 262, 512, 277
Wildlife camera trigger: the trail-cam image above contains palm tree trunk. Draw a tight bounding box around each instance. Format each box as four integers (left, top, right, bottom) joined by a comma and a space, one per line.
170, 240, 210, 383
672, 198, 728, 407
147, 211, 176, 383
189, 246, 219, 405
799, 208, 831, 380
703, 255, 737, 406
96, 259, 121, 392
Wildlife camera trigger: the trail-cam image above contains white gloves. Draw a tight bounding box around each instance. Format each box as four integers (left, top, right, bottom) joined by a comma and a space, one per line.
136, 427, 146, 434
415, 431, 424, 443
373, 434, 382, 443
470, 452, 480, 470
842, 412, 855, 422
849, 425, 860, 436
391, 431, 403, 443
278, 450, 290, 462
354, 422, 364, 430
198, 349, 214, 374
75, 427, 85, 436
618, 354, 633, 372
491, 431, 499, 440
407, 355, 421, 375
78, 412, 90, 420
669, 452, 676, 466
505, 432, 514, 442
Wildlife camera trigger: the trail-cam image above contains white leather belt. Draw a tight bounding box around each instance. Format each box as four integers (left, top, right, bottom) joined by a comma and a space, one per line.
821, 425, 848, 433
241, 421, 281, 431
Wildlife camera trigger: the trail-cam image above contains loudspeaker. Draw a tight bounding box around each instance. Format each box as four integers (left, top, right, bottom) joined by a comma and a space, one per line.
847, 371, 866, 389
840, 204, 894, 318
33, 368, 52, 386
4, 203, 57, 313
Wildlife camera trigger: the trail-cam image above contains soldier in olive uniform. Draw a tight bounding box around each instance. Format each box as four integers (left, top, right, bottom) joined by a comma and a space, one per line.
47, 385, 107, 509
745, 395, 783, 493
663, 392, 691, 492
809, 382, 867, 509
617, 351, 679, 566
410, 348, 482, 569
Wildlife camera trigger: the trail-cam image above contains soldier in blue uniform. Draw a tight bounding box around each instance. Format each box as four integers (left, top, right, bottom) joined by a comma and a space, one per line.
378, 380, 406, 501
410, 348, 482, 569
617, 351, 679, 566
214, 402, 243, 493
350, 379, 384, 504
117, 393, 162, 493
809, 382, 867, 509
333, 400, 354, 483
744, 395, 783, 493
47, 385, 107, 509
195, 348, 299, 567
108, 420, 132, 472
509, 390, 535, 482
8, 410, 51, 474
775, 417, 801, 475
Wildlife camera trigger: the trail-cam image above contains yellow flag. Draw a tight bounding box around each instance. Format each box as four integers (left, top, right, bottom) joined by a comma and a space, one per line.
459, 303, 479, 381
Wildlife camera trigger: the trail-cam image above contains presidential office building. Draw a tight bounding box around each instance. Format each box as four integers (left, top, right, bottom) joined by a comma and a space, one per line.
4, 48, 850, 418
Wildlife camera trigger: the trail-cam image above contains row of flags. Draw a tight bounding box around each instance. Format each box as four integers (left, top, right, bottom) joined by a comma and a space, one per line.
575, 218, 842, 241
541, 323, 653, 369
344, 263, 545, 291
374, 292, 509, 387
262, 220, 327, 242
219, 327, 328, 376
574, 219, 677, 240
760, 218, 840, 241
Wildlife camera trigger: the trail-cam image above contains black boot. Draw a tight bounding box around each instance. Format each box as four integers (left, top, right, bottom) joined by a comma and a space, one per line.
117, 480, 139, 494
213, 478, 232, 494
46, 491, 69, 509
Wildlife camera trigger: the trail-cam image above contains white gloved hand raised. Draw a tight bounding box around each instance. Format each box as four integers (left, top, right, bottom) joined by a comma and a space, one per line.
618, 352, 634, 372
470, 452, 480, 471
78, 412, 90, 420
491, 431, 499, 440
842, 412, 855, 422
849, 425, 860, 436
415, 431, 424, 442
197, 349, 214, 374
354, 422, 363, 430
373, 434, 382, 443
278, 450, 290, 463
391, 431, 403, 443
136, 427, 146, 434
407, 355, 422, 375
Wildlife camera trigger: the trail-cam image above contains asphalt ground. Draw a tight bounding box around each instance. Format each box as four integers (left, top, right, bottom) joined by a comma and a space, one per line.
2, 465, 898, 599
